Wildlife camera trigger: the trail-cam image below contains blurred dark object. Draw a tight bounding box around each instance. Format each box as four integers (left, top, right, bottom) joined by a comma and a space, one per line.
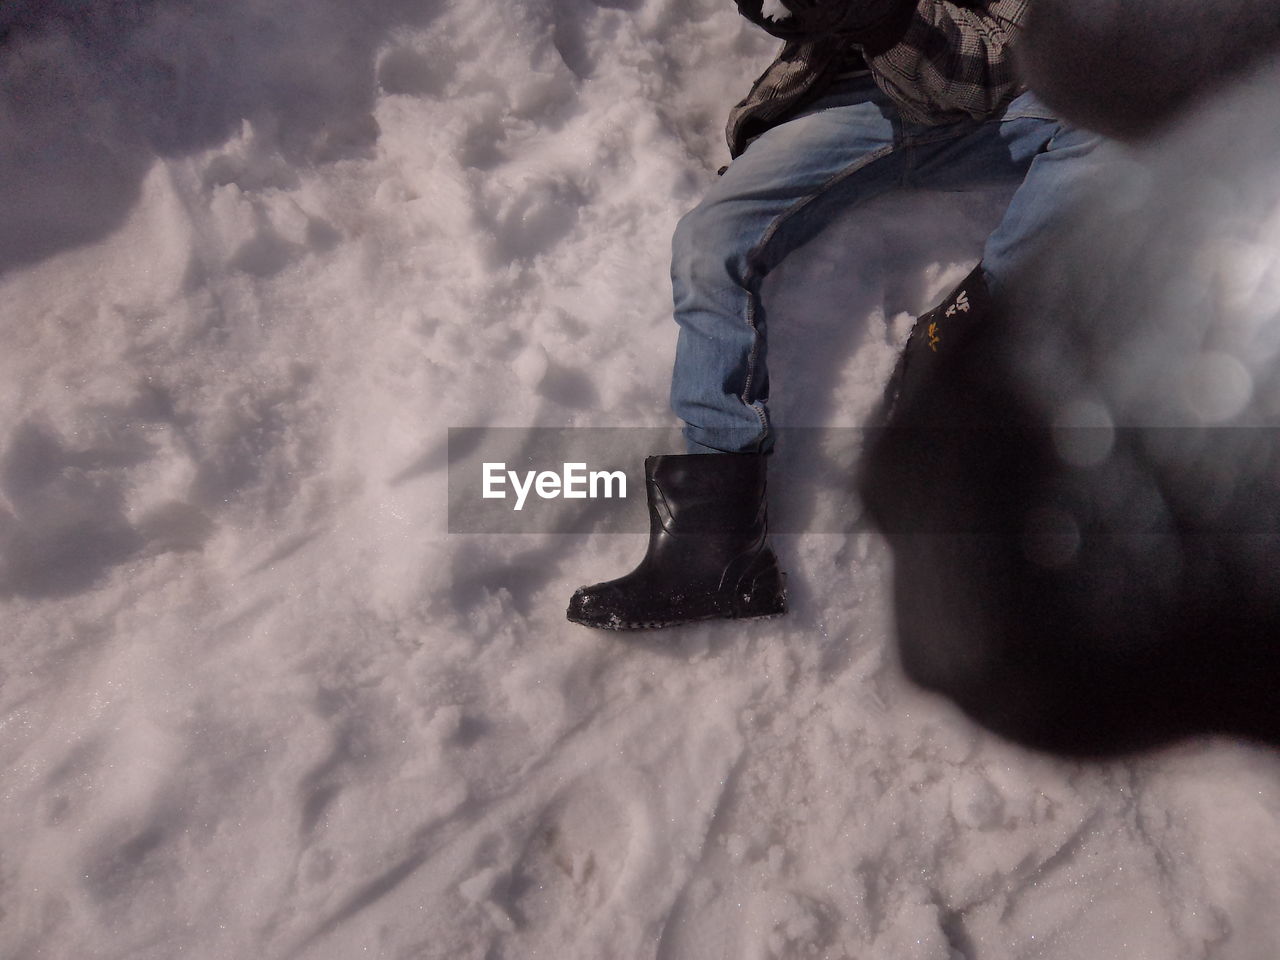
1019, 0, 1280, 140
860, 58, 1280, 755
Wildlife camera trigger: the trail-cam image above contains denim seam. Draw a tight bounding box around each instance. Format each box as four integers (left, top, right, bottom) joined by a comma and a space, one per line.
737, 140, 900, 420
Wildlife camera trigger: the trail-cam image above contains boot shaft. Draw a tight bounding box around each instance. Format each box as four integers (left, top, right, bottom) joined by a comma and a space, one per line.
645, 453, 768, 537
566, 451, 786, 629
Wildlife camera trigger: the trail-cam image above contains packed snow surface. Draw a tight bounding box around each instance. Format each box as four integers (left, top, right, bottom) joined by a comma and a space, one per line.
3, 2, 1279, 959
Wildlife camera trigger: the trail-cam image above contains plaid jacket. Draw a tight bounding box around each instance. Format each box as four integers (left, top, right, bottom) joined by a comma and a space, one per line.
727, 1, 1032, 157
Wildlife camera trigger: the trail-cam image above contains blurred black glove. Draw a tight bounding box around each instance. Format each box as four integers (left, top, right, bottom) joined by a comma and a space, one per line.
735, 0, 913, 42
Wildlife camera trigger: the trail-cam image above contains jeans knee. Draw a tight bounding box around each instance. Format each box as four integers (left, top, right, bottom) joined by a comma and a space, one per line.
1047, 121, 1107, 160
671, 200, 746, 288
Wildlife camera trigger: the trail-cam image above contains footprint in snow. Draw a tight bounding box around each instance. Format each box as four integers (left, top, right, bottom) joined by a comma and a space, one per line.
492, 773, 638, 950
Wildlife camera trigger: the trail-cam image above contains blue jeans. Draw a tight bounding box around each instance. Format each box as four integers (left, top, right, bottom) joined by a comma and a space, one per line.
670, 75, 1106, 453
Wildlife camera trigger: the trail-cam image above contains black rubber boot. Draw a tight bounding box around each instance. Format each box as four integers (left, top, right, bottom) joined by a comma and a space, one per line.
879, 263, 991, 425
566, 453, 786, 630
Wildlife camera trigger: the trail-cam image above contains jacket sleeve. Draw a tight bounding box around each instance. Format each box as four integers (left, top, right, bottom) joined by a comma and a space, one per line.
734, 1, 1031, 119
724, 1, 1032, 158
866, 1, 1031, 122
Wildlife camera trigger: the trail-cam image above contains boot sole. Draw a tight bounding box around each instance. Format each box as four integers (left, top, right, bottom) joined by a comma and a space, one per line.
567, 609, 787, 631
567, 582, 788, 631
567, 566, 787, 631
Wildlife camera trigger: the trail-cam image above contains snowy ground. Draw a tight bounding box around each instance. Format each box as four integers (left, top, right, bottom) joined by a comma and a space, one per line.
3, 2, 1280, 959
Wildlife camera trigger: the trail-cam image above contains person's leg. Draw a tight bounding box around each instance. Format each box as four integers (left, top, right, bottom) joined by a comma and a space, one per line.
979, 122, 1109, 296
870, 92, 1112, 429
902, 89, 1109, 296
570, 78, 919, 629
670, 76, 907, 454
